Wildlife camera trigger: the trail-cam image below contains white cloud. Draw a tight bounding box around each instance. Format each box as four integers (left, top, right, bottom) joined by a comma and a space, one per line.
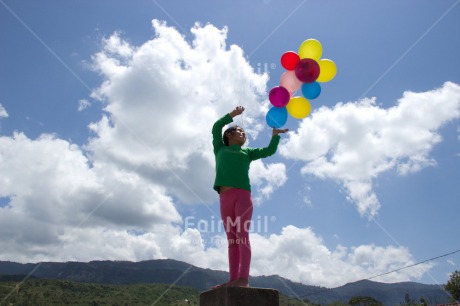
249, 226, 432, 288
250, 160, 287, 205
0, 103, 8, 118
78, 99, 91, 111
280, 82, 460, 217
0, 132, 181, 261
88, 19, 271, 205
172, 225, 432, 288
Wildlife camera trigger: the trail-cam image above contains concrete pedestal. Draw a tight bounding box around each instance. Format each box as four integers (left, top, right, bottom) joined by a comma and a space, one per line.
200, 286, 279, 306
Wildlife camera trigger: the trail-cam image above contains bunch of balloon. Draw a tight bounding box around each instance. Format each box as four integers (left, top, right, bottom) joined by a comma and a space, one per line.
266, 38, 337, 128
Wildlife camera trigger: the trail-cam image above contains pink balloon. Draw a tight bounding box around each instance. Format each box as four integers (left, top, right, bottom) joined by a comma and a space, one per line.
269, 86, 290, 107
280, 71, 302, 92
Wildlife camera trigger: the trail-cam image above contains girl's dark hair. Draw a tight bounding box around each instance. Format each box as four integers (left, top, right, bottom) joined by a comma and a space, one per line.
223, 125, 241, 146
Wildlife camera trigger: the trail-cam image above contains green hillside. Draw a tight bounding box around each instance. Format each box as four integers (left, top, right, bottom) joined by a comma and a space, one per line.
0, 277, 311, 306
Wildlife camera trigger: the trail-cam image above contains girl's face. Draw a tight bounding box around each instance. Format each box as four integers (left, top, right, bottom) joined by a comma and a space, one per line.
229, 127, 246, 145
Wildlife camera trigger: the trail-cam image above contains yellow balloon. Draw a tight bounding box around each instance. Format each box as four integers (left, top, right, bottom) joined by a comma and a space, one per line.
298, 39, 322, 61
286, 96, 311, 119
317, 59, 337, 83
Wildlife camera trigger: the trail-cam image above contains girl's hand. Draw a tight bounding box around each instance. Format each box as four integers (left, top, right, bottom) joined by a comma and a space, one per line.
272, 127, 289, 136
229, 106, 245, 118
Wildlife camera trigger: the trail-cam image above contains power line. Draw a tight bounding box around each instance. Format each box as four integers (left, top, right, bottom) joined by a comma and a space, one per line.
367, 249, 460, 281
298, 248, 460, 299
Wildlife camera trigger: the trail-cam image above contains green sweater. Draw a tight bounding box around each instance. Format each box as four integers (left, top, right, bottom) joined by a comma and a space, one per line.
212, 113, 280, 193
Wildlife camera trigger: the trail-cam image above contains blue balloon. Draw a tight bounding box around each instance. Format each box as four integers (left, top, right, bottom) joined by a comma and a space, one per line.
266, 106, 287, 128
301, 82, 321, 99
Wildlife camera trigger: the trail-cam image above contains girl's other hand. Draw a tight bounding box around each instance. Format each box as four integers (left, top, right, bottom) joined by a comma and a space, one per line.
230, 106, 245, 118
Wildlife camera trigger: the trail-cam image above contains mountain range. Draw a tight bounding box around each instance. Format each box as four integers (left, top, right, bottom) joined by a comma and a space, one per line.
0, 259, 452, 305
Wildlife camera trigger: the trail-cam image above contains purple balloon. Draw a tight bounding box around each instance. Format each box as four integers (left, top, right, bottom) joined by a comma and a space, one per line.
269, 86, 290, 107
295, 58, 320, 83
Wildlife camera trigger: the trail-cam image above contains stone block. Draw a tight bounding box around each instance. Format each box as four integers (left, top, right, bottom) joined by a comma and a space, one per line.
200, 286, 279, 306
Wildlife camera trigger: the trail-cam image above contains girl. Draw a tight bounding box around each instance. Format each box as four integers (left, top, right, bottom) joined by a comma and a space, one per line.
212, 106, 288, 288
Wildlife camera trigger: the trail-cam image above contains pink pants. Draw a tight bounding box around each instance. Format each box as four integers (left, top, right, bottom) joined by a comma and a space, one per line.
219, 188, 253, 280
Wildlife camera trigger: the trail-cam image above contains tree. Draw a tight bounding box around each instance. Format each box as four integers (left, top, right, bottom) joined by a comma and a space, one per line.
445, 270, 460, 301
404, 293, 416, 305
349, 296, 383, 306
419, 297, 428, 306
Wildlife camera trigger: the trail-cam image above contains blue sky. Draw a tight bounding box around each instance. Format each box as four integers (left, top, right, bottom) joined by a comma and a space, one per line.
1, 0, 459, 291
